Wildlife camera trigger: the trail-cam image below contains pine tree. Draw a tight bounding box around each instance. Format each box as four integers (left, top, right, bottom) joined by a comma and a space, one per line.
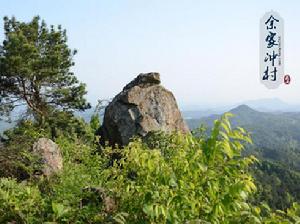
0, 16, 90, 124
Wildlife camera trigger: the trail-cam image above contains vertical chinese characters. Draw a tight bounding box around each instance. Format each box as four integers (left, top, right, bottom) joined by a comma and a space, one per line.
260, 11, 284, 89
263, 15, 279, 81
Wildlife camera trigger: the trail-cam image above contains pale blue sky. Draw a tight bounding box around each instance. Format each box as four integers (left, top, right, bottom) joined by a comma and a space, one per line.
1, 0, 299, 108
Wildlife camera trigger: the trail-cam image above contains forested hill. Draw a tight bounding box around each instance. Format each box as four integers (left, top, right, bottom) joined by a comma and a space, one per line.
187, 104, 300, 170
186, 105, 300, 210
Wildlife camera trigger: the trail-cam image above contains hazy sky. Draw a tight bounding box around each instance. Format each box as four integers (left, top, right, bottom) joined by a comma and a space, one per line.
1, 0, 300, 108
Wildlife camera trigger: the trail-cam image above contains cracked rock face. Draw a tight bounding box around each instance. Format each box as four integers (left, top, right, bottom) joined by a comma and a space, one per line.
99, 72, 189, 146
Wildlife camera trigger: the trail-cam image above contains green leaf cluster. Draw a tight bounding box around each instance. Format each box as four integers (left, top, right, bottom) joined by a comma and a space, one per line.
0, 113, 300, 223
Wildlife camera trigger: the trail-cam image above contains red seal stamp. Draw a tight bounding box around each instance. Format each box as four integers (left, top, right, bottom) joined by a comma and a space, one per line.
284, 75, 291, 85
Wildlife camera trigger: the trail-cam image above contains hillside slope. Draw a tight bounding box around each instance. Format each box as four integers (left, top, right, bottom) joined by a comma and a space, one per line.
186, 105, 300, 210
186, 105, 300, 169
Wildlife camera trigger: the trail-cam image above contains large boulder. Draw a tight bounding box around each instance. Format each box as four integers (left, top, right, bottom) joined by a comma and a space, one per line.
99, 72, 189, 146
33, 138, 63, 176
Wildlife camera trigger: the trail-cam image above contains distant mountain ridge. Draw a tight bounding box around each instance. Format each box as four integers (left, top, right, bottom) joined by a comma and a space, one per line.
241, 98, 300, 112
182, 98, 300, 118
189, 104, 300, 209
185, 104, 300, 171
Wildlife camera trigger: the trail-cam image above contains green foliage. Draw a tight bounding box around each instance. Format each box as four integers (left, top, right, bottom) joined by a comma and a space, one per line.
38, 138, 107, 223
89, 98, 108, 132
0, 120, 49, 179
90, 114, 100, 133
251, 160, 300, 210
0, 113, 300, 223
101, 113, 259, 223
0, 137, 107, 223
0, 16, 90, 122
44, 110, 96, 143
191, 105, 300, 172
0, 111, 96, 180
191, 106, 300, 210
0, 178, 44, 223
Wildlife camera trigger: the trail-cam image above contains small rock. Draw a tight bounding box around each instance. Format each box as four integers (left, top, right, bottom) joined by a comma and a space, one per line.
32, 138, 63, 176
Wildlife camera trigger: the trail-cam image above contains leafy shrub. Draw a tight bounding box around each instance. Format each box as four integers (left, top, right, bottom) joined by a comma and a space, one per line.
44, 110, 96, 143
0, 113, 300, 223
0, 111, 97, 180
0, 120, 49, 179
0, 178, 44, 223
102, 113, 259, 223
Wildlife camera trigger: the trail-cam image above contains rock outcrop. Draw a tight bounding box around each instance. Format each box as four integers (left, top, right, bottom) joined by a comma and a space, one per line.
33, 138, 63, 176
99, 72, 189, 146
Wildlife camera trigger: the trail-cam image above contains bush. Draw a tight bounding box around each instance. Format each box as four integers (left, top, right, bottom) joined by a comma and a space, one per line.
102, 113, 258, 223
0, 113, 300, 223
0, 120, 49, 179
0, 111, 97, 180
0, 178, 44, 223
